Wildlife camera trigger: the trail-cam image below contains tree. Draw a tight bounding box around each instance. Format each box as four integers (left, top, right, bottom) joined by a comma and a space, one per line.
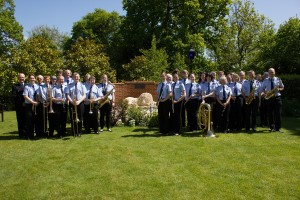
209, 0, 275, 72
0, 0, 23, 54
122, 37, 168, 81
28, 25, 69, 52
64, 37, 116, 82
121, 0, 230, 70
273, 17, 300, 74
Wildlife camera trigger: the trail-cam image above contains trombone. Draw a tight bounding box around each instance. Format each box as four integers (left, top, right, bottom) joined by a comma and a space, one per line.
72, 90, 80, 137
89, 92, 94, 114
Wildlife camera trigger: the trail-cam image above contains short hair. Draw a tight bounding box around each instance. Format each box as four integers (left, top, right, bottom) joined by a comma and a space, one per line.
44, 75, 50, 80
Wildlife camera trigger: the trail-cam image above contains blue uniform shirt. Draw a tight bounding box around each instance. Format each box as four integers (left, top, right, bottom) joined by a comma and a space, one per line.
228, 82, 242, 97
180, 78, 191, 85
38, 84, 52, 102
98, 83, 114, 100
156, 81, 171, 100
242, 80, 260, 96
52, 84, 68, 104
23, 83, 38, 104
261, 77, 284, 97
64, 77, 73, 86
215, 85, 232, 100
85, 84, 101, 105
171, 81, 185, 101
185, 82, 200, 100
67, 82, 87, 101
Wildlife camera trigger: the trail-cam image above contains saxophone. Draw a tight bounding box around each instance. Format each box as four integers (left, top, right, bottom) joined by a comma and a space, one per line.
265, 78, 282, 100
99, 84, 115, 108
245, 84, 256, 105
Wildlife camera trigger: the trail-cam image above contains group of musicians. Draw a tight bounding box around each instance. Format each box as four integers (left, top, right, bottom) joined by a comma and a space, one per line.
12, 70, 115, 140
157, 67, 284, 135
12, 67, 284, 139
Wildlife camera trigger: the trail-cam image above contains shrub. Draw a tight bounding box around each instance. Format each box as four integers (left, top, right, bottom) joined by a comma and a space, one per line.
148, 113, 159, 128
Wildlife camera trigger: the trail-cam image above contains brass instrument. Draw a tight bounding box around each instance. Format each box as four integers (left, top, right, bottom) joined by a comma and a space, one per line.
89, 89, 94, 114
61, 86, 66, 112
198, 103, 216, 137
48, 87, 54, 113
99, 85, 115, 109
245, 84, 256, 105
72, 90, 80, 137
32, 90, 37, 115
265, 78, 282, 100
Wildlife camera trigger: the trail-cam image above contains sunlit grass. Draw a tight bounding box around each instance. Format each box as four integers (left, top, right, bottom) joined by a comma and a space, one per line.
0, 111, 299, 199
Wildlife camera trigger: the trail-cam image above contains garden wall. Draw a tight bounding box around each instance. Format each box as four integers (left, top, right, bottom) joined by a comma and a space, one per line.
113, 81, 158, 104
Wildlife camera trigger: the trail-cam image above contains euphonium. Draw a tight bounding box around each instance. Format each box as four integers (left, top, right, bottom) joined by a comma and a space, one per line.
198, 103, 216, 138
246, 85, 256, 105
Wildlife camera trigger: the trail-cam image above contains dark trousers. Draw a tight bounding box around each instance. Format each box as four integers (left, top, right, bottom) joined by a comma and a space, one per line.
216, 100, 230, 132
170, 101, 183, 133
267, 96, 282, 130
260, 98, 268, 127
25, 104, 35, 139
35, 103, 45, 137
229, 96, 243, 131
84, 104, 99, 133
158, 100, 171, 134
53, 104, 67, 137
186, 99, 200, 131
15, 105, 26, 138
100, 102, 112, 129
181, 100, 186, 127
70, 103, 84, 136
245, 97, 259, 131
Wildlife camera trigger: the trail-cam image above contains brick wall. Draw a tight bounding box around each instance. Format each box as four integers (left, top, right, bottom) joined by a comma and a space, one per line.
113, 81, 158, 104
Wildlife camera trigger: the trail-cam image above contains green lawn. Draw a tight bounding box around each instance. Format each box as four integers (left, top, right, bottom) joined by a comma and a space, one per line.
0, 111, 299, 200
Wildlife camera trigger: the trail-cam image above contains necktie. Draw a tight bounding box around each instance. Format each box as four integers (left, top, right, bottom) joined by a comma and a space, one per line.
67, 79, 69, 84
223, 85, 226, 100
159, 82, 164, 99
270, 78, 274, 89
61, 85, 64, 98
207, 82, 210, 94
75, 83, 78, 100
88, 85, 93, 99
189, 83, 192, 97
234, 82, 237, 97
172, 83, 175, 98
250, 81, 253, 92
183, 79, 186, 85
32, 85, 36, 100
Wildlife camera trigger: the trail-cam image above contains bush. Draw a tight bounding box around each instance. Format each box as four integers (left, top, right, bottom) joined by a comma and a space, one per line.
282, 98, 300, 117
280, 74, 300, 100
148, 114, 159, 128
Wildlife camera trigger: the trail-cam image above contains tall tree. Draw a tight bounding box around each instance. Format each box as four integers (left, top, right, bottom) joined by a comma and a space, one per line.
273, 17, 300, 74
64, 37, 116, 82
121, 0, 230, 69
0, 0, 23, 54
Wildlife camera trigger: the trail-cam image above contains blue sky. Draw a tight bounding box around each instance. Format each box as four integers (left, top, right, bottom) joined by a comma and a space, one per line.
14, 0, 300, 38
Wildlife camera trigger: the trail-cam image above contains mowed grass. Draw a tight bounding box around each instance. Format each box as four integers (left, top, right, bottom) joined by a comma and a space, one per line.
0, 111, 299, 200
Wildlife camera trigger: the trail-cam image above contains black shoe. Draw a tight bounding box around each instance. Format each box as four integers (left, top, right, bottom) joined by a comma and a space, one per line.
253, 129, 257, 132
269, 129, 276, 132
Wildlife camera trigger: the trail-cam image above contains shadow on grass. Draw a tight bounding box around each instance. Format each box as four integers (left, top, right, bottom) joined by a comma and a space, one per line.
122, 127, 166, 138
0, 131, 20, 140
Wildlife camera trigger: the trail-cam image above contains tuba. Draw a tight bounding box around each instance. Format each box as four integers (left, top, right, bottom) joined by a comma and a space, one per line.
198, 103, 216, 137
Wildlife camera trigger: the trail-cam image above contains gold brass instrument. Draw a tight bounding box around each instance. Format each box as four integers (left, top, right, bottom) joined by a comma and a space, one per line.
72, 90, 80, 137
32, 90, 37, 115
48, 87, 54, 113
245, 84, 256, 105
99, 85, 115, 109
265, 78, 282, 100
89, 89, 94, 114
61, 86, 66, 112
198, 103, 216, 138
